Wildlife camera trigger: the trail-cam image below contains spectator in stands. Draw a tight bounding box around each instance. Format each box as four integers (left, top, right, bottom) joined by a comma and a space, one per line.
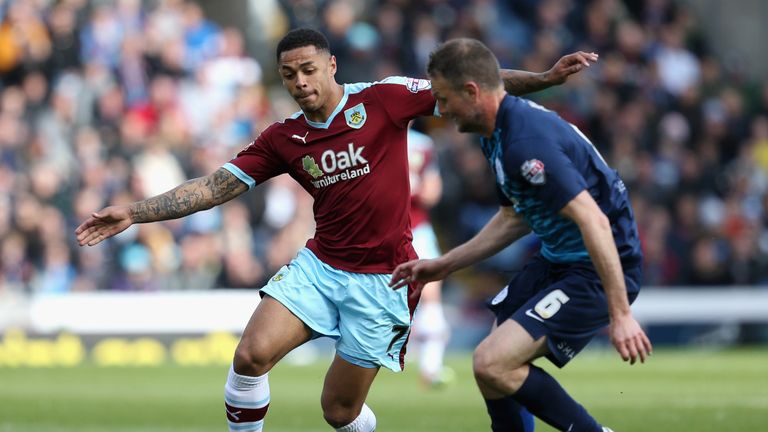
0, 0, 765, 297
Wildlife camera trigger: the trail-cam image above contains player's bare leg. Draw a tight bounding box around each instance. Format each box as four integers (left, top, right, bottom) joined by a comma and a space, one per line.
412, 280, 451, 387
233, 295, 312, 375
321, 354, 379, 431
225, 295, 313, 432
474, 319, 602, 432
473, 319, 548, 397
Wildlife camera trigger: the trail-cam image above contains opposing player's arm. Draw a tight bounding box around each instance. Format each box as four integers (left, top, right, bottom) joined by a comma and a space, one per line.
76, 168, 248, 246
391, 206, 530, 289
438, 205, 530, 272
501, 51, 598, 96
559, 190, 652, 363
130, 168, 248, 223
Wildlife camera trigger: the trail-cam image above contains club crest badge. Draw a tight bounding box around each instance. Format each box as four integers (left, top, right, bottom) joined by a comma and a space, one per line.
521, 159, 546, 185
344, 103, 367, 129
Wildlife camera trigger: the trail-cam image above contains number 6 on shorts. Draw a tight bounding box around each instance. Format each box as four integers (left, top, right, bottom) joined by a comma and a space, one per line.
534, 289, 570, 319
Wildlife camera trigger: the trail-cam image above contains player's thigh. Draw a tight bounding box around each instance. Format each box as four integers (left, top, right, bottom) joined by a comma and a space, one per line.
336, 272, 413, 372
259, 248, 343, 339
475, 318, 549, 370
511, 265, 611, 367
321, 354, 379, 413
236, 295, 312, 369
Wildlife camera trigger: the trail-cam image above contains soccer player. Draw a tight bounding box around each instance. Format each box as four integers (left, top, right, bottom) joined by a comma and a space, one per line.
391, 38, 652, 432
76, 29, 597, 432
407, 126, 451, 387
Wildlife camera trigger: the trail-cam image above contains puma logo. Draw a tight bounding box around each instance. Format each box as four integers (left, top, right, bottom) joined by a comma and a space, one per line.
291, 131, 309, 144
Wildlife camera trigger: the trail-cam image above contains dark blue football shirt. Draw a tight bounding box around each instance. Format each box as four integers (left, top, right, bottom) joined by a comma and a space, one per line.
479, 95, 642, 265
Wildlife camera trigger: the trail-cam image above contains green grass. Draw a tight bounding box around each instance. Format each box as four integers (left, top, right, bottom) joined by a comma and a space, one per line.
0, 348, 766, 431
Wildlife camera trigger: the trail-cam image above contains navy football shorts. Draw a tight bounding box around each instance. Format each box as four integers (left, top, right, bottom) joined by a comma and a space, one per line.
487, 255, 641, 368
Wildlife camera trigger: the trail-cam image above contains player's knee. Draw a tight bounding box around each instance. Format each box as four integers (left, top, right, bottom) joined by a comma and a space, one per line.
473, 346, 528, 393
321, 403, 358, 428
232, 340, 276, 376
472, 346, 501, 386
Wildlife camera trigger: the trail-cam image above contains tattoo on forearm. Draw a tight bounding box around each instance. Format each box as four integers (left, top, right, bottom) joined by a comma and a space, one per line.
207, 168, 247, 203
129, 168, 247, 223
501, 70, 548, 96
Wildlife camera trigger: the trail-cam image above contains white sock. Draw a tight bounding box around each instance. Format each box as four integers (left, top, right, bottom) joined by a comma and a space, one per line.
413, 302, 449, 339
224, 365, 270, 432
413, 303, 449, 379
335, 403, 376, 432
420, 337, 447, 379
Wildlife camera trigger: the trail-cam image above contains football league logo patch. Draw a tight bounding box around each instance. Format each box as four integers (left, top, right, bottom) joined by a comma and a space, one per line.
521, 159, 546, 185
344, 103, 367, 129
405, 78, 431, 93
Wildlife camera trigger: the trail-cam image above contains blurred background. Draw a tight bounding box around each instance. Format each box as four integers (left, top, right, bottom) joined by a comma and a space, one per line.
0, 0, 767, 366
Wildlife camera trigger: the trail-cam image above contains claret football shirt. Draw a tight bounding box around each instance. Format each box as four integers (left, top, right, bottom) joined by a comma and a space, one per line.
224, 77, 438, 273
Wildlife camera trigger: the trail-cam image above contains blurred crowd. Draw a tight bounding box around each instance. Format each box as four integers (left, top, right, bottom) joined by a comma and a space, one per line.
0, 0, 766, 296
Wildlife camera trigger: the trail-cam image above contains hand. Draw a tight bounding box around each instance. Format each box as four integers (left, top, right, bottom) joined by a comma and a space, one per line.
389, 258, 450, 290
544, 51, 599, 85
609, 314, 653, 365
75, 205, 134, 246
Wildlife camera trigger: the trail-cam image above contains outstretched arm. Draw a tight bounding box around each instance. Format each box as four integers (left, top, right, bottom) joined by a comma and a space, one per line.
431, 205, 529, 273
76, 168, 248, 246
390, 206, 530, 289
501, 51, 598, 96
129, 168, 247, 222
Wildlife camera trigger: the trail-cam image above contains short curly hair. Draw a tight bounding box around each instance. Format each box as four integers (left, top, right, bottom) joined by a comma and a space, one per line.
276, 28, 330, 61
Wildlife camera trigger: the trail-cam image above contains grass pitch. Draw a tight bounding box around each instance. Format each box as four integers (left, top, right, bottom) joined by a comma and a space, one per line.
0, 348, 766, 431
